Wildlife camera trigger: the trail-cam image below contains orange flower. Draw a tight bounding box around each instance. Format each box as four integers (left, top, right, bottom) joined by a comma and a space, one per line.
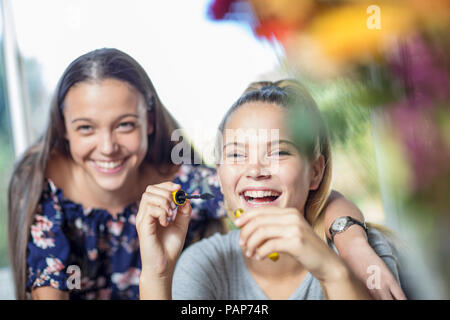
306, 2, 416, 66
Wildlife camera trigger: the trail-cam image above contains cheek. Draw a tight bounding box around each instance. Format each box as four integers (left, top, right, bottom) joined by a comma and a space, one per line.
122, 131, 147, 154
66, 133, 96, 160
217, 165, 240, 196
278, 162, 311, 203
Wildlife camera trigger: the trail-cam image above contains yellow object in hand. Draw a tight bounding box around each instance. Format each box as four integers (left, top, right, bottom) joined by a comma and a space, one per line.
234, 208, 279, 262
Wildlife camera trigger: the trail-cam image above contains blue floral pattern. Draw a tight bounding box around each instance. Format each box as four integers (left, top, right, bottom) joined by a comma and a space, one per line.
26, 164, 226, 299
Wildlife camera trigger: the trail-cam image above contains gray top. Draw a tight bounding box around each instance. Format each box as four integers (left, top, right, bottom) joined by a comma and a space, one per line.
172, 228, 401, 300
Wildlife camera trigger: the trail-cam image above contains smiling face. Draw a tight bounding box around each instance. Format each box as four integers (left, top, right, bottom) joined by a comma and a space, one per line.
217, 102, 324, 219
63, 78, 153, 192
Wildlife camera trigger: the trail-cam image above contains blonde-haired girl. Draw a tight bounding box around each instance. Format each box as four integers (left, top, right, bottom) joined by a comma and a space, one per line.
137, 80, 405, 299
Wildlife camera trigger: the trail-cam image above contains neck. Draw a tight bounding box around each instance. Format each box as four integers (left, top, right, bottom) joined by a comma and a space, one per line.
72, 164, 152, 215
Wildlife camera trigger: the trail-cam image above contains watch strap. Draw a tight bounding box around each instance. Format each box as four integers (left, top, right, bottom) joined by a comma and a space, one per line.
329, 216, 368, 242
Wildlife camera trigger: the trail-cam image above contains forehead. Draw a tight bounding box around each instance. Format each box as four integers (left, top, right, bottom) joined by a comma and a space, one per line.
223, 102, 291, 142
63, 78, 143, 117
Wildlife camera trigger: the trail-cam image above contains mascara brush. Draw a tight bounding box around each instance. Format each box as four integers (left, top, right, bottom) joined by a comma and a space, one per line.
172, 189, 214, 206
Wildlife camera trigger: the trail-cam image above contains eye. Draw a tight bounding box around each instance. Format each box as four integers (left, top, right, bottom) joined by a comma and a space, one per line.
117, 122, 136, 131
226, 153, 244, 158
270, 150, 291, 157
76, 125, 93, 133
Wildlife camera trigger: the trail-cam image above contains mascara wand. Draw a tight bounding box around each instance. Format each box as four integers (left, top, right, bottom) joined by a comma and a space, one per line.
172, 190, 214, 206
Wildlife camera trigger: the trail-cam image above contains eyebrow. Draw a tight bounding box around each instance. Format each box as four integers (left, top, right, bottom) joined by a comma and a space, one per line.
71, 113, 139, 124
222, 140, 296, 149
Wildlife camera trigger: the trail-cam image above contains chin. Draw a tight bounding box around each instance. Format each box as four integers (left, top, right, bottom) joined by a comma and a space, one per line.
93, 176, 128, 192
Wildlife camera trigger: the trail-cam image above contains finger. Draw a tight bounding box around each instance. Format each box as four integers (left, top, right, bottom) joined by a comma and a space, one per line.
173, 200, 192, 232
144, 186, 177, 211
145, 184, 175, 199
390, 283, 407, 300
235, 207, 300, 227
142, 192, 172, 215
234, 207, 276, 226
138, 204, 169, 232
240, 213, 299, 247
369, 287, 393, 300
144, 203, 171, 227
254, 238, 285, 260
245, 224, 287, 257
151, 181, 181, 192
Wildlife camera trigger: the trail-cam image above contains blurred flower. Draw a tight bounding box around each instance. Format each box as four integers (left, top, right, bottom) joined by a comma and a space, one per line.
209, 0, 450, 298
304, 3, 415, 74
208, 0, 239, 20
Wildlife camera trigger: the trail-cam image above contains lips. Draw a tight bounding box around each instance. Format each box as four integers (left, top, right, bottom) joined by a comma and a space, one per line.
91, 158, 127, 174
239, 188, 281, 207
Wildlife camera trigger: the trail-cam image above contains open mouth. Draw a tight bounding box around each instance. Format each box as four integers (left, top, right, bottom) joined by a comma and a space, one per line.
91, 158, 128, 174
240, 189, 281, 206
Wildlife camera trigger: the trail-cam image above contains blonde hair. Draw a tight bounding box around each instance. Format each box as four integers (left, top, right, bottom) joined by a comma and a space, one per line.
217, 79, 332, 242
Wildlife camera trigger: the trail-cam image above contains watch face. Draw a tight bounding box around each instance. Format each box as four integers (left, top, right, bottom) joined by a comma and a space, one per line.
332, 217, 348, 232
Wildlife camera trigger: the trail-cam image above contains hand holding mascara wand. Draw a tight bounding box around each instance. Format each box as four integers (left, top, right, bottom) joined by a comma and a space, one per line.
234, 208, 280, 262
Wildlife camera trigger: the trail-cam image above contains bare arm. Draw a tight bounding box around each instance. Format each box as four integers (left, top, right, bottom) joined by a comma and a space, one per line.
323, 190, 366, 242
31, 287, 69, 300
320, 260, 372, 300
322, 190, 406, 300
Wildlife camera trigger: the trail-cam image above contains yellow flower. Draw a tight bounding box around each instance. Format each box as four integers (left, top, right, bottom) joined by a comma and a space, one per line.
306, 2, 416, 65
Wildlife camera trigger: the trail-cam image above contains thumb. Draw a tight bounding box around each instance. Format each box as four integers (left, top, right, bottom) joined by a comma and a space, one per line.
174, 200, 192, 231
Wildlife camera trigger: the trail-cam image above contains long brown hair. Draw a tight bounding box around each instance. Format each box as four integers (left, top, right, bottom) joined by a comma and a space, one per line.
7, 48, 195, 299
217, 79, 332, 241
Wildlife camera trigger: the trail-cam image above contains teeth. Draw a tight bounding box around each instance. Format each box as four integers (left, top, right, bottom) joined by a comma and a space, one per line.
243, 190, 280, 198
95, 160, 124, 169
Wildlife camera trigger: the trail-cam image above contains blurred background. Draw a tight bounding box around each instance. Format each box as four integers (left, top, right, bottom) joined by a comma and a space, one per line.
1, 0, 449, 299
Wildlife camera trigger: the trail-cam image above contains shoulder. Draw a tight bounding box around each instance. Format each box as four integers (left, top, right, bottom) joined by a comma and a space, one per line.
366, 226, 402, 283
45, 151, 73, 191
367, 227, 397, 257
35, 178, 65, 221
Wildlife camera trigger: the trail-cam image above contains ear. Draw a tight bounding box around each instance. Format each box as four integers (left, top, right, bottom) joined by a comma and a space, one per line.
309, 154, 325, 191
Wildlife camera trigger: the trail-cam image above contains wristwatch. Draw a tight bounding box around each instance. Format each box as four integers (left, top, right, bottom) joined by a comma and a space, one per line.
329, 216, 368, 242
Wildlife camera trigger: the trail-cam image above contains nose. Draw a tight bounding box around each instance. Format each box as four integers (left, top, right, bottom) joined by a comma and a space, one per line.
99, 132, 118, 155
245, 161, 271, 180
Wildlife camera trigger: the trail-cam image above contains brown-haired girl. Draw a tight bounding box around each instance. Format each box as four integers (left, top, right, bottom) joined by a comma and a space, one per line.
8, 48, 224, 299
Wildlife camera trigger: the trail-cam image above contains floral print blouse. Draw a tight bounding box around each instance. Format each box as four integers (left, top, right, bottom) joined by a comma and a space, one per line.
26, 164, 226, 299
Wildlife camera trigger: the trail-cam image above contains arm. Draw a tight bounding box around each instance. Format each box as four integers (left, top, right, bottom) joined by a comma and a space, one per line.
26, 184, 72, 300
319, 258, 371, 300
323, 190, 366, 242
322, 191, 406, 300
31, 287, 69, 300
136, 182, 192, 300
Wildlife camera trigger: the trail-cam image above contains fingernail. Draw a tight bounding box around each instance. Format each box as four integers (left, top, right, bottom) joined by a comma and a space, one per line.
246, 250, 251, 257
234, 218, 241, 225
